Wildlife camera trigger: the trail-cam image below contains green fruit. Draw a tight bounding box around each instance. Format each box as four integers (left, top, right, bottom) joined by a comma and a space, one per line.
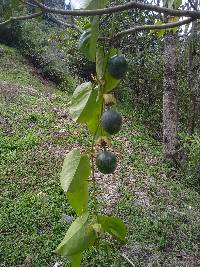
101, 110, 122, 135
78, 30, 91, 55
108, 55, 128, 79
96, 151, 117, 174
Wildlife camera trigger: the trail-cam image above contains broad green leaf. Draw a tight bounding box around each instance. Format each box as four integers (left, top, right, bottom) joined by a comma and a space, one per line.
88, 16, 99, 62
60, 149, 90, 215
69, 82, 102, 129
68, 253, 82, 267
69, 82, 93, 121
78, 17, 99, 62
88, 123, 110, 140
87, 119, 107, 137
96, 47, 106, 80
104, 72, 120, 93
78, 30, 91, 60
60, 149, 90, 193
103, 48, 121, 92
98, 215, 127, 241
67, 183, 88, 215
83, 88, 108, 138
55, 212, 96, 256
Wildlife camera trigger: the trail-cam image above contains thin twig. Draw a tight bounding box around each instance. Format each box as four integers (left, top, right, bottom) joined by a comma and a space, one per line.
121, 254, 135, 267
0, 12, 42, 27
91, 122, 101, 217
47, 15, 83, 33
19, 0, 37, 8
114, 17, 194, 39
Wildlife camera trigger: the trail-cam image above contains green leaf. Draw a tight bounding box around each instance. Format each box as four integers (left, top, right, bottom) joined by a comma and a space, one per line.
103, 47, 120, 92
174, 0, 181, 9
170, 26, 178, 34
60, 149, 90, 192
166, 17, 178, 34
67, 184, 88, 215
98, 215, 127, 241
55, 212, 96, 256
69, 82, 93, 121
68, 253, 82, 267
96, 47, 106, 80
104, 72, 120, 93
60, 149, 90, 214
78, 30, 91, 60
69, 82, 103, 137
150, 21, 165, 38
88, 16, 99, 62
78, 17, 99, 62
69, 82, 102, 129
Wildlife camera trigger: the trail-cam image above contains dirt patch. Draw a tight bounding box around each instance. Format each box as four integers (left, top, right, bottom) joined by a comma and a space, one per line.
0, 81, 39, 102
122, 245, 200, 267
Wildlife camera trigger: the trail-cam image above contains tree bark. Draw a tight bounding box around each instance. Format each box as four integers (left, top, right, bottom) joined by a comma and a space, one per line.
163, 32, 178, 164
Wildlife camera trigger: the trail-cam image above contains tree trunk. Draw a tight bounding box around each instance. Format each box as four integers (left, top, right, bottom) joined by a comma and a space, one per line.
163, 33, 178, 164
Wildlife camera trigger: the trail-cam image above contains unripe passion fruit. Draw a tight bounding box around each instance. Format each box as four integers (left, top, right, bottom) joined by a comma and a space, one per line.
96, 151, 117, 174
101, 110, 122, 135
108, 55, 128, 80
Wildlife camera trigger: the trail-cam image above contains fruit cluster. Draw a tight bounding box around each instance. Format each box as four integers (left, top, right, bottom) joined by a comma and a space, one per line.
96, 110, 122, 174
79, 31, 128, 175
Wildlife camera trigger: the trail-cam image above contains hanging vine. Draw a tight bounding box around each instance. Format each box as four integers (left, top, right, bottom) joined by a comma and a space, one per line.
55, 12, 128, 267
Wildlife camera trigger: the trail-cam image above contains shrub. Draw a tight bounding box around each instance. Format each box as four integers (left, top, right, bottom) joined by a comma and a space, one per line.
2, 19, 77, 91
179, 132, 200, 192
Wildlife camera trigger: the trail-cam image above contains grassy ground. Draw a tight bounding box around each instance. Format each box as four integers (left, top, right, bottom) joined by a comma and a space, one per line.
0, 44, 200, 267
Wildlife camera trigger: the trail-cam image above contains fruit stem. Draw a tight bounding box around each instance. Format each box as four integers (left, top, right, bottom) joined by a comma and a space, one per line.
91, 122, 100, 218
91, 154, 98, 217
90, 100, 104, 217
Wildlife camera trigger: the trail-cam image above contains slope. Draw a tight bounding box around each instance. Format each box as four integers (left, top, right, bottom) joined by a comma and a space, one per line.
0, 44, 200, 267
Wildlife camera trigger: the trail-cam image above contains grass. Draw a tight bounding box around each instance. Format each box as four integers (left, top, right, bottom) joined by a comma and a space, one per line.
0, 44, 200, 267
0, 44, 47, 90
